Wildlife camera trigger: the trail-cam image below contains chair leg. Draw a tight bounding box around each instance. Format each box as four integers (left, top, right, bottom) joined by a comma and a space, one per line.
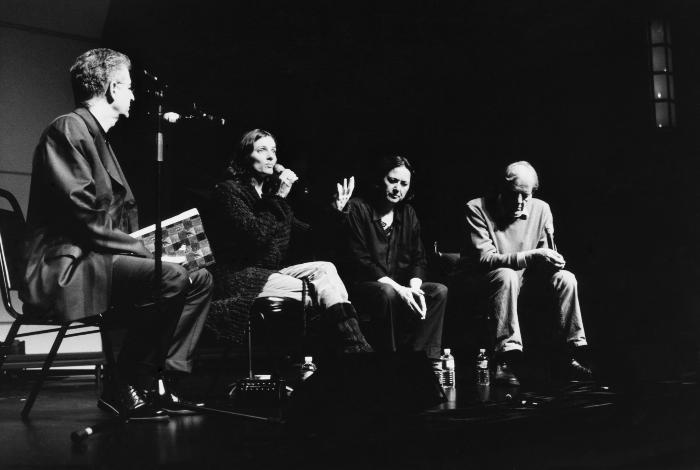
247, 320, 253, 379
94, 363, 102, 390
0, 320, 22, 371
21, 324, 68, 419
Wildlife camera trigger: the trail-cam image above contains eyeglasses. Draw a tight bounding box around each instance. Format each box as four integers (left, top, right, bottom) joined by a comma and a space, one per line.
115, 81, 135, 93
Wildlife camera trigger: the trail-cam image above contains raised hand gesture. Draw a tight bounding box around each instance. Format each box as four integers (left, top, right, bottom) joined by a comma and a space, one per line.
332, 176, 355, 211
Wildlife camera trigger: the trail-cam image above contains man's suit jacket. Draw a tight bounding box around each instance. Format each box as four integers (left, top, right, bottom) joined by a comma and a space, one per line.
20, 107, 151, 321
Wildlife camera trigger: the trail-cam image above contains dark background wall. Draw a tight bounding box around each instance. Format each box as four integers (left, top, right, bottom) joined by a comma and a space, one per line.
102, 0, 700, 374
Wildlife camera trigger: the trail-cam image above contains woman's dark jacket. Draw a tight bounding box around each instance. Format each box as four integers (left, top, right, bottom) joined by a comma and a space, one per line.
206, 178, 309, 342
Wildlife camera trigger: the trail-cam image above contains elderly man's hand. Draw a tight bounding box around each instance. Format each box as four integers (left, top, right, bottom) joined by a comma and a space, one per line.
533, 248, 566, 269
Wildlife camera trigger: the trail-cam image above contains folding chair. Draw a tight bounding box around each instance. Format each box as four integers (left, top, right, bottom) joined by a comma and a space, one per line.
0, 188, 116, 418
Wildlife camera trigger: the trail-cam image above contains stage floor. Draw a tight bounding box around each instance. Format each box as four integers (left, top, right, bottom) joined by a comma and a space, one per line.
0, 357, 698, 470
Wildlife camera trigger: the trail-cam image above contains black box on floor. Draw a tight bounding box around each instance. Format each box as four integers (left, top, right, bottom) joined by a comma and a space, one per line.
230, 377, 286, 405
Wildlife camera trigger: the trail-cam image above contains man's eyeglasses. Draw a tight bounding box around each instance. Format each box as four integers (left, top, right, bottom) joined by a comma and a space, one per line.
115, 81, 135, 92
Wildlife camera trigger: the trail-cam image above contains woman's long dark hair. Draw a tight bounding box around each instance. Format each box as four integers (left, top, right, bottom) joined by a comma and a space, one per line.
224, 128, 276, 181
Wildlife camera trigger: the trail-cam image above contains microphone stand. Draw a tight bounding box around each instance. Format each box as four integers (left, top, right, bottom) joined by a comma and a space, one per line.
142, 69, 167, 324
546, 229, 557, 251
150, 88, 282, 427
155, 100, 164, 310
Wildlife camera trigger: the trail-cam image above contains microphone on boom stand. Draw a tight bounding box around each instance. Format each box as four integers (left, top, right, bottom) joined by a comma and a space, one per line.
162, 107, 227, 126
545, 223, 557, 251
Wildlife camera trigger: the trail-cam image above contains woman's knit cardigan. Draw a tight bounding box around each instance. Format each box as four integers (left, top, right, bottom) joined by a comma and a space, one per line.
206, 178, 310, 343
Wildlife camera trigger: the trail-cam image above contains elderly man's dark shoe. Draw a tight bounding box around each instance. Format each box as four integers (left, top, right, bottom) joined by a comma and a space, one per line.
493, 362, 520, 386
567, 358, 593, 381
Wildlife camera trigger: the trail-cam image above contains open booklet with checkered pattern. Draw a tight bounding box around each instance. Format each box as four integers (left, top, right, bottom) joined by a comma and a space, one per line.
130, 208, 215, 273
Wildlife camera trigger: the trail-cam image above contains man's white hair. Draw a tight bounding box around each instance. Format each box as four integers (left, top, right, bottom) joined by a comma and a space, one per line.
504, 161, 539, 191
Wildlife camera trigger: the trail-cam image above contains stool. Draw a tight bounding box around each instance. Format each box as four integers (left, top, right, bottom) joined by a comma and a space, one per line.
209, 280, 316, 391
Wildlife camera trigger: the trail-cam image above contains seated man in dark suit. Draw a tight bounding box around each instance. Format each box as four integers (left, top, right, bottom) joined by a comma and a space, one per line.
20, 48, 212, 419
461, 161, 590, 385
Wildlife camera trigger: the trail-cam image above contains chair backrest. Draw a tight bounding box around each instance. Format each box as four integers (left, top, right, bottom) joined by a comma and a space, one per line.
432, 241, 461, 281
0, 188, 27, 318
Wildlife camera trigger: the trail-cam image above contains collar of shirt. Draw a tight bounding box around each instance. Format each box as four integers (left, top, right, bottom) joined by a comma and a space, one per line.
493, 195, 529, 223
514, 205, 530, 220
84, 107, 111, 143
370, 204, 404, 225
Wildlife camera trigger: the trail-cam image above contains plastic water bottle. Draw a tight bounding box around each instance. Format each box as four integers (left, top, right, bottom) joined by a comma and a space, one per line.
300, 356, 317, 381
476, 348, 490, 385
440, 348, 455, 387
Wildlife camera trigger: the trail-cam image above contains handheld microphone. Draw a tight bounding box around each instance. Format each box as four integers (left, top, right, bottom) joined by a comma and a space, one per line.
273, 164, 309, 195
273, 164, 299, 183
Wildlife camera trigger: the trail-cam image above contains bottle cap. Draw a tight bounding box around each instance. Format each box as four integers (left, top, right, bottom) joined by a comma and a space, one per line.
444, 348, 451, 354
479, 348, 485, 353
304, 356, 313, 363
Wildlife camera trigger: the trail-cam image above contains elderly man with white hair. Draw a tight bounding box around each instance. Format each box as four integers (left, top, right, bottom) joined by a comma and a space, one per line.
461, 161, 590, 386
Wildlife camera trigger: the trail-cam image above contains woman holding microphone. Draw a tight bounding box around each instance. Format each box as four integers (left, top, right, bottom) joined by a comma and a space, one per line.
209, 129, 372, 353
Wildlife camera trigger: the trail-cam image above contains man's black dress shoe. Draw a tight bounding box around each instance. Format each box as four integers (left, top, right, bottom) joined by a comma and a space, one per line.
157, 378, 205, 415
493, 362, 521, 386
493, 350, 522, 386
98, 384, 169, 421
567, 358, 593, 381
